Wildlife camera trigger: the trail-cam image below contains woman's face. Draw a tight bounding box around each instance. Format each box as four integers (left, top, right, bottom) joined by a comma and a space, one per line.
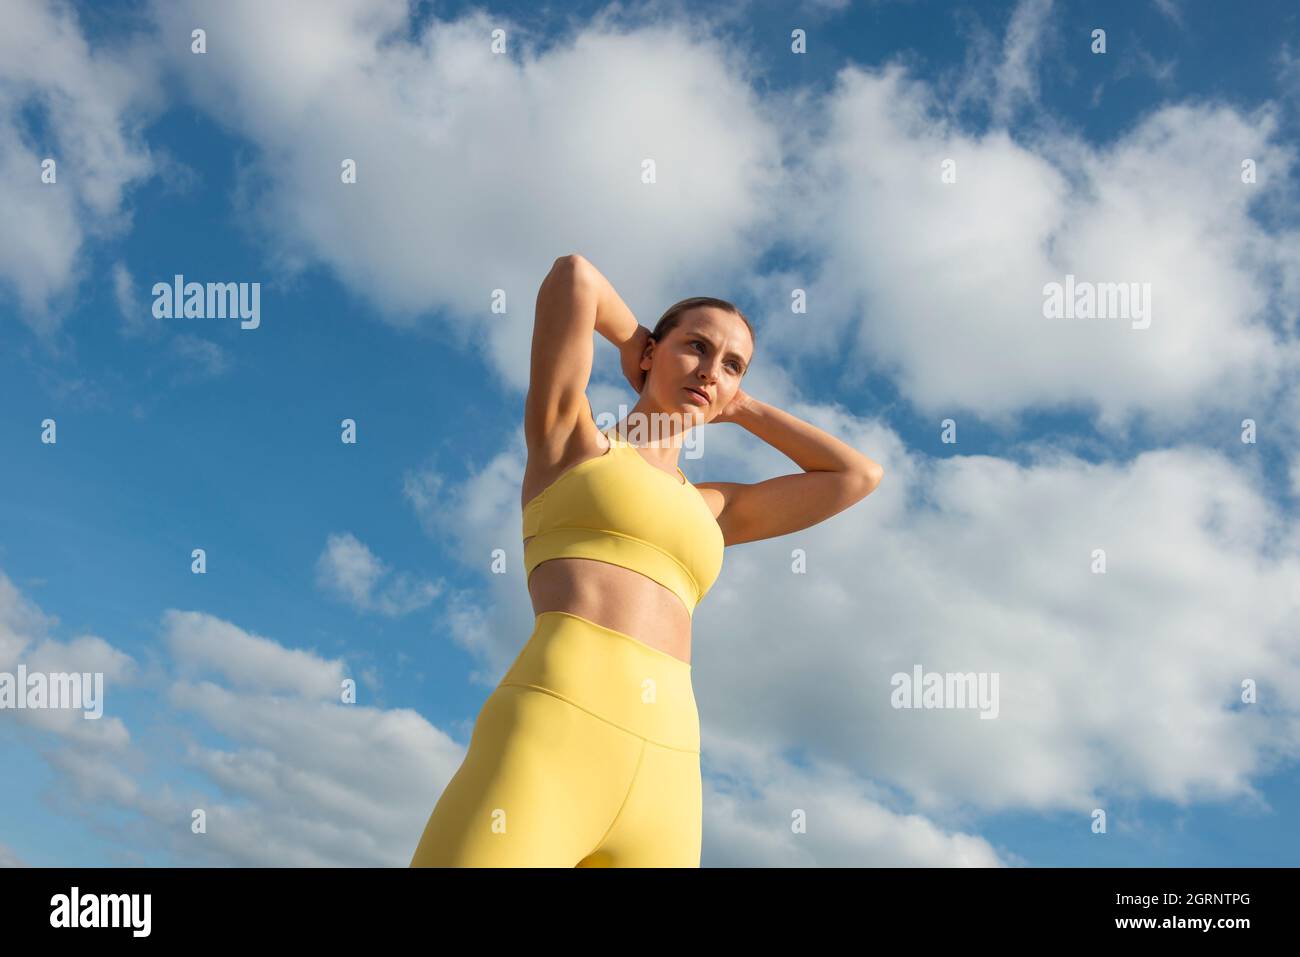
641, 307, 752, 425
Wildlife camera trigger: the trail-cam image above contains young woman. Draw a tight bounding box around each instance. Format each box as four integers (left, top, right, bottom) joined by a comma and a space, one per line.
409, 254, 884, 867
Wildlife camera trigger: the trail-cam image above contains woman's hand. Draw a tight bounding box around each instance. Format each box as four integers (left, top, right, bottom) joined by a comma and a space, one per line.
711, 386, 753, 424
620, 325, 652, 393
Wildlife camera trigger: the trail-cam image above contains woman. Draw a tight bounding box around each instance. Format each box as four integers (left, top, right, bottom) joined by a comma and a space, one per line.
409, 254, 884, 867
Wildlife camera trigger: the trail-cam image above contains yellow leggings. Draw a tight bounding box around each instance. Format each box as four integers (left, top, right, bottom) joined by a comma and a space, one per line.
409, 610, 702, 867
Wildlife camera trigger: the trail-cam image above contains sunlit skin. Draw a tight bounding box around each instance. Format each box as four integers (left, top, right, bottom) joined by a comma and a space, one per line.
619, 306, 755, 472
523, 308, 753, 666
524, 259, 882, 665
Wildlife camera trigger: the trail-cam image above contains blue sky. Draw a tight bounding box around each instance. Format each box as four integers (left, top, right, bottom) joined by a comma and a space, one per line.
2, 0, 1299, 867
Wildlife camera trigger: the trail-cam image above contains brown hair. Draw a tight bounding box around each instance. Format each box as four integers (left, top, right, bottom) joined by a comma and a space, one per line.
649, 297, 755, 367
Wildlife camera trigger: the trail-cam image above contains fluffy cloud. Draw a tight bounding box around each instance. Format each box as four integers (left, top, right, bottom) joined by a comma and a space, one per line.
4, 0, 1298, 868
0, 572, 462, 865
315, 532, 440, 616
148, 0, 784, 391
0, 0, 160, 334
701, 732, 1012, 866
111, 261, 156, 340
3, 570, 998, 865
0, 572, 134, 748
422, 381, 1300, 818
6, 0, 1297, 434
135, 0, 1299, 440
946, 0, 1058, 125
113, 261, 231, 382
753, 58, 1300, 433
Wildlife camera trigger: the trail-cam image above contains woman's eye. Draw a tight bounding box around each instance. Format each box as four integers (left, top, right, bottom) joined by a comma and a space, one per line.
693, 340, 739, 372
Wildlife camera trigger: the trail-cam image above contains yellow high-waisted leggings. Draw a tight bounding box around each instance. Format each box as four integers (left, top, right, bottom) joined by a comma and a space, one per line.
409, 610, 702, 867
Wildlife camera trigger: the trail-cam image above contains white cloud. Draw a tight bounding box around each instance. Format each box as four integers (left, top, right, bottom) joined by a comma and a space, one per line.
0, 575, 466, 865
0, 0, 160, 334
404, 427, 547, 680
147, 0, 784, 392
111, 261, 156, 340
944, 0, 1059, 125
4, 0, 1298, 868
422, 378, 1300, 818
757, 60, 1300, 434
0, 0, 1293, 438
131, 0, 1298, 439
161, 609, 346, 697
168, 334, 230, 381
0, 571, 53, 663
1090, 35, 1179, 108
991, 0, 1056, 125
112, 263, 230, 381
119, 625, 464, 864
2, 570, 1003, 866
1152, 0, 1184, 28
315, 532, 440, 617
0, 572, 134, 748
701, 732, 1013, 866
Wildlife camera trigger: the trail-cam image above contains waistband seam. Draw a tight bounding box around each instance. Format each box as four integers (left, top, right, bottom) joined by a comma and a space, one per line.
496, 681, 700, 754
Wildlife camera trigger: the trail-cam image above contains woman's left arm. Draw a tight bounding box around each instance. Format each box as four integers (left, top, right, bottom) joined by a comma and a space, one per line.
697, 390, 884, 546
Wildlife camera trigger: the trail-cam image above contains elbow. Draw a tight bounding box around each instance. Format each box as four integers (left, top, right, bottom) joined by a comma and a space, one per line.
857, 465, 884, 495
549, 254, 592, 287
552, 253, 588, 272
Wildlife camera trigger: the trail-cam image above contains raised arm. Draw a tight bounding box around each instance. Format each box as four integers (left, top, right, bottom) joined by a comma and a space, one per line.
523, 255, 599, 456
696, 394, 884, 546
524, 255, 644, 460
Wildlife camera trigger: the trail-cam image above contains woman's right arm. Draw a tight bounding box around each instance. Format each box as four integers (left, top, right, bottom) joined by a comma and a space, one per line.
524, 255, 645, 455
524, 255, 597, 455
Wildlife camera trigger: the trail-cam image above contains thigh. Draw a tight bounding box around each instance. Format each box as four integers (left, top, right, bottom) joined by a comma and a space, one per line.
409, 685, 642, 867
580, 743, 702, 868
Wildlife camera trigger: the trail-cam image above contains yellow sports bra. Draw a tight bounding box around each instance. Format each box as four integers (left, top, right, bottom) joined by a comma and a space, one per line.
522, 427, 724, 617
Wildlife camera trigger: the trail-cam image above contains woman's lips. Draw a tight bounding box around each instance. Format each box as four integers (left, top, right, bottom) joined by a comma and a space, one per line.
684, 387, 708, 406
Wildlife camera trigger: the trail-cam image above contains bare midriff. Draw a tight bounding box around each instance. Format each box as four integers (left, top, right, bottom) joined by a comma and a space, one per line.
523, 550, 693, 665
